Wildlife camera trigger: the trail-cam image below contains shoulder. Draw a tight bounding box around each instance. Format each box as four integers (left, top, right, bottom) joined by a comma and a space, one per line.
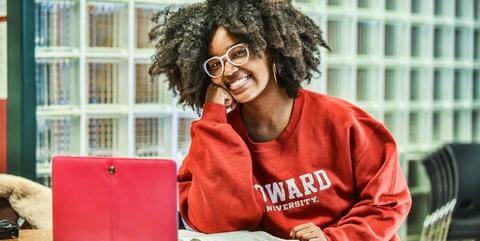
300, 89, 396, 159
300, 89, 376, 126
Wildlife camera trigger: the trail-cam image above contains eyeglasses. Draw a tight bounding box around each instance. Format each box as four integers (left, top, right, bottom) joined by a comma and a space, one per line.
203, 43, 250, 78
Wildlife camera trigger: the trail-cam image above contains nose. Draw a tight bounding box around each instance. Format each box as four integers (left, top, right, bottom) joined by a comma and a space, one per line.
223, 61, 238, 77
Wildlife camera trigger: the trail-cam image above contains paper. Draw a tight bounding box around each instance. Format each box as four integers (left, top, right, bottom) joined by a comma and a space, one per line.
178, 230, 295, 241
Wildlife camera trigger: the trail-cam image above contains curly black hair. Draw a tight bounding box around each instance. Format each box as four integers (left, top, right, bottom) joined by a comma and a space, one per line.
149, 0, 330, 111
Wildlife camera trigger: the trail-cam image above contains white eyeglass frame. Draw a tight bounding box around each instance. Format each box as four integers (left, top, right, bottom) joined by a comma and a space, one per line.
203, 43, 250, 78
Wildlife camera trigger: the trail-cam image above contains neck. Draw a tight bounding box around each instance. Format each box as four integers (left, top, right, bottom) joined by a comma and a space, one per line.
241, 80, 295, 141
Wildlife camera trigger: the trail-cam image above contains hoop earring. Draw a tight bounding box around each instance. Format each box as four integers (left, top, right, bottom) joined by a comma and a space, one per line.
272, 62, 278, 86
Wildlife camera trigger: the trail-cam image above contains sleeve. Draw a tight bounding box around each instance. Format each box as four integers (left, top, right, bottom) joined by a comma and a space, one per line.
177, 102, 265, 233
322, 116, 412, 241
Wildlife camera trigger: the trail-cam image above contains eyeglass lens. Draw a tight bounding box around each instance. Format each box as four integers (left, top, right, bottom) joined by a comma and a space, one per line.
206, 45, 249, 77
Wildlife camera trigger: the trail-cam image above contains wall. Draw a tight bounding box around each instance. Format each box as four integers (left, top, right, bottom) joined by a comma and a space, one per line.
0, 0, 7, 173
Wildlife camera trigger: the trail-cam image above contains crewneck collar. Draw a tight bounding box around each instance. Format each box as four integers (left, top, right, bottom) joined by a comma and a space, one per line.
231, 89, 306, 152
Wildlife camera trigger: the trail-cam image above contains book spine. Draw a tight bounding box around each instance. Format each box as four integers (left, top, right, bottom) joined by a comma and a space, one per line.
135, 8, 142, 48
46, 120, 52, 164
58, 2, 63, 47
107, 5, 113, 48
137, 64, 144, 103
106, 63, 112, 103
113, 5, 118, 48
88, 5, 95, 47
51, 2, 57, 46
109, 118, 115, 155
65, 62, 71, 105
101, 119, 106, 154
99, 5, 104, 47
65, 2, 72, 46
35, 64, 42, 105
41, 2, 47, 46
99, 64, 105, 103
36, 120, 44, 164
46, 2, 51, 46
89, 63, 96, 104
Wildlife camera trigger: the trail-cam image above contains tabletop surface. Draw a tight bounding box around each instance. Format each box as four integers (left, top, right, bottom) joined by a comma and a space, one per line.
4, 230, 52, 241
2, 229, 291, 241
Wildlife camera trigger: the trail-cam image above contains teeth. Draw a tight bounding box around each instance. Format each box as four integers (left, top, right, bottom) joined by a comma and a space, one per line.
229, 75, 250, 89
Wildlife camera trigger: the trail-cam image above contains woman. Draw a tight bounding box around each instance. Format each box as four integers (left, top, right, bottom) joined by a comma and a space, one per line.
149, 1, 411, 240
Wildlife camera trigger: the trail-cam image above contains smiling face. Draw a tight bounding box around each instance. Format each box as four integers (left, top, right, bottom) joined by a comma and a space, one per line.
207, 27, 275, 104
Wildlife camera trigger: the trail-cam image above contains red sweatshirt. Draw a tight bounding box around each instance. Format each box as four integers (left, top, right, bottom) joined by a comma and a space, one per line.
178, 89, 412, 241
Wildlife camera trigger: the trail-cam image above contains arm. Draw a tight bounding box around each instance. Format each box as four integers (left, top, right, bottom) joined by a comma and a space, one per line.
178, 87, 264, 233
322, 118, 412, 241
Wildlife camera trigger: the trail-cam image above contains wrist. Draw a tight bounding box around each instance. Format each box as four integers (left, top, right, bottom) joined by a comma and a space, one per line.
201, 102, 227, 123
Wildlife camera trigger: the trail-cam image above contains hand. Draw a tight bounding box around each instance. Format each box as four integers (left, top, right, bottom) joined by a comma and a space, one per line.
290, 222, 327, 241
205, 83, 235, 109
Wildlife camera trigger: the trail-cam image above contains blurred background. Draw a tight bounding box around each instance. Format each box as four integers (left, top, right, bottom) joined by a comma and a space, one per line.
0, 0, 479, 240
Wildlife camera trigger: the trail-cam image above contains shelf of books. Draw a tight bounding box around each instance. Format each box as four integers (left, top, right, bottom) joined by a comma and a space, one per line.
34, 0, 480, 239
34, 0, 182, 185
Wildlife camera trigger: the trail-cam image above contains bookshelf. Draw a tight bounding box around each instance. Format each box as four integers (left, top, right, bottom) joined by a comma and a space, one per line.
33, 0, 185, 184
33, 0, 480, 240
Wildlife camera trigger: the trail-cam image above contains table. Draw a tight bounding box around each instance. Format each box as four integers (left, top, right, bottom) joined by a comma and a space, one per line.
2, 229, 290, 241
4, 230, 51, 241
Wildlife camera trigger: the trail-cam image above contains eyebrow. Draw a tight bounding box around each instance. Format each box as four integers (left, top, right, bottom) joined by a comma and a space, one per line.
226, 42, 241, 51
208, 42, 241, 58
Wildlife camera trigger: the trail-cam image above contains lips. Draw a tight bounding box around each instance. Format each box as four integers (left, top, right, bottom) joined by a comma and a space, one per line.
228, 75, 252, 90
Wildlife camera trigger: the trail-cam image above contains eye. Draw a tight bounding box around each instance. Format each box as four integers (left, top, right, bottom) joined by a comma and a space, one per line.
232, 48, 247, 58
209, 62, 220, 70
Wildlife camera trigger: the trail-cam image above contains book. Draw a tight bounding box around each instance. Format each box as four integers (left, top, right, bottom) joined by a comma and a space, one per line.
35, 1, 73, 47
178, 230, 294, 241
112, 5, 119, 48
35, 64, 44, 105
89, 63, 96, 104
103, 63, 108, 103
51, 2, 57, 46
62, 61, 72, 105
88, 5, 96, 47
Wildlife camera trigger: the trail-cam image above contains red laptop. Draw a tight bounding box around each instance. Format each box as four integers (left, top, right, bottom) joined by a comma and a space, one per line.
52, 156, 177, 241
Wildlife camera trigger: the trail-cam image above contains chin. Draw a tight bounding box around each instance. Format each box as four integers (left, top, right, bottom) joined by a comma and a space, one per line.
230, 80, 269, 104
233, 90, 261, 104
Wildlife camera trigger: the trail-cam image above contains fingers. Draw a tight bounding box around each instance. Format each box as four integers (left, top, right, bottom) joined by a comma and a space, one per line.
294, 226, 317, 238
290, 222, 315, 237
223, 93, 237, 113
297, 230, 327, 241
205, 83, 232, 105
290, 222, 327, 241
220, 93, 232, 106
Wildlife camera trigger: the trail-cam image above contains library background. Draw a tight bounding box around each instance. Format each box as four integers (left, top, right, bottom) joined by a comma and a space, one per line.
1, 0, 480, 240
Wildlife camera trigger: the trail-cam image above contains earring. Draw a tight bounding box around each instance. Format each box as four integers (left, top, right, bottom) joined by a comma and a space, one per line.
272, 62, 278, 86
